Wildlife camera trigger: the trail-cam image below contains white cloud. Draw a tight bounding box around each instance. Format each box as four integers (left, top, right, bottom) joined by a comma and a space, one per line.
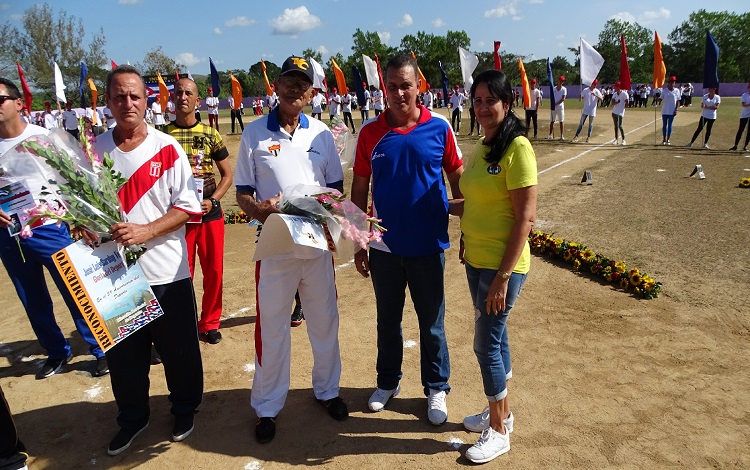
0, 3, 10, 10
484, 2, 519, 18
176, 53, 201, 67
316, 45, 328, 55
609, 11, 637, 23
512, 15, 523, 21
640, 7, 670, 23
9, 13, 21, 20
270, 6, 321, 35
378, 31, 391, 44
432, 18, 445, 28
529, 0, 544, 3
118, 0, 142, 4
398, 13, 413, 27
213, 27, 223, 35
225, 16, 256, 27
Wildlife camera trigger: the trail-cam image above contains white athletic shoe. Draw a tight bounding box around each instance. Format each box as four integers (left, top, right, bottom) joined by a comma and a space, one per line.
368, 386, 400, 411
465, 427, 510, 464
463, 407, 514, 433
703, 144, 710, 149
611, 139, 618, 145
572, 136, 579, 142
427, 389, 448, 425
621, 139, 626, 145
546, 134, 553, 140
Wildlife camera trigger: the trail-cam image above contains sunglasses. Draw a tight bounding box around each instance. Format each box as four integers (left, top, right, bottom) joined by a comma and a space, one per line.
0, 95, 20, 105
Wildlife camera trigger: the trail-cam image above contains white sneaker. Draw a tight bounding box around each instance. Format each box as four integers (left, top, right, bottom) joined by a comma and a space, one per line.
572, 136, 579, 142
546, 134, 553, 140
621, 139, 626, 145
465, 427, 510, 464
368, 386, 400, 412
703, 144, 709, 149
611, 139, 618, 145
427, 389, 448, 425
463, 407, 514, 433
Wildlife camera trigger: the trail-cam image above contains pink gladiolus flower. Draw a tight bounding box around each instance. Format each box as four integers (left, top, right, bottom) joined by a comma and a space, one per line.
19, 225, 33, 239
330, 202, 342, 210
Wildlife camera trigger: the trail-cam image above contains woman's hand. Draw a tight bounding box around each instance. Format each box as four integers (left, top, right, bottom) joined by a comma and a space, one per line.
485, 275, 509, 315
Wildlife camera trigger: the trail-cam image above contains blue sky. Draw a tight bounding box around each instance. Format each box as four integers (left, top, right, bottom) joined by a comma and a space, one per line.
1, 1, 745, 72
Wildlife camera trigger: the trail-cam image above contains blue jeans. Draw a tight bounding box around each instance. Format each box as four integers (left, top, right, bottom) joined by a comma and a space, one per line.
465, 265, 527, 401
369, 248, 450, 395
0, 224, 104, 359
576, 114, 595, 137
662, 114, 675, 139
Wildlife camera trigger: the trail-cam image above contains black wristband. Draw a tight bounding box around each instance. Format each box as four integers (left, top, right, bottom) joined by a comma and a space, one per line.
209, 197, 219, 208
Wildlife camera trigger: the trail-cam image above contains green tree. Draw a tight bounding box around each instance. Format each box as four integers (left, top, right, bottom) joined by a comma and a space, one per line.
136, 46, 185, 77
595, 18, 652, 84
667, 9, 750, 83
0, 3, 107, 107
301, 48, 322, 64
398, 30, 471, 88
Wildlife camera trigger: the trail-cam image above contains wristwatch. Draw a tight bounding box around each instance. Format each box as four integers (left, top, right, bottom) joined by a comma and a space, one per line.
497, 271, 511, 281
209, 197, 219, 208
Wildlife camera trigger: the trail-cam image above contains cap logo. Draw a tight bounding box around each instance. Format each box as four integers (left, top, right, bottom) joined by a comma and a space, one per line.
291, 57, 309, 70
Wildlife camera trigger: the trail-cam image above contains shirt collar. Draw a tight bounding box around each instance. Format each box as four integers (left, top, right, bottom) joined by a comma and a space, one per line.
266, 107, 309, 132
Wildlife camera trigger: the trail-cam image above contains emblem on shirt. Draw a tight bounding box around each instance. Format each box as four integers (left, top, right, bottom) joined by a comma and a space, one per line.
149, 162, 162, 177
487, 164, 501, 175
267, 143, 281, 157
307, 146, 320, 155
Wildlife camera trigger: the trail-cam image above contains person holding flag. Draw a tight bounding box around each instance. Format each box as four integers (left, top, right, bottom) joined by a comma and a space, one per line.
167, 78, 233, 345
660, 76, 681, 145
547, 76, 567, 140
62, 101, 80, 139
611, 81, 629, 145
572, 79, 603, 143
450, 84, 466, 133
524, 78, 542, 139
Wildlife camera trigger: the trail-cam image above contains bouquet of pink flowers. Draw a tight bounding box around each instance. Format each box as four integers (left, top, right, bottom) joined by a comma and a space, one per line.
279, 184, 385, 259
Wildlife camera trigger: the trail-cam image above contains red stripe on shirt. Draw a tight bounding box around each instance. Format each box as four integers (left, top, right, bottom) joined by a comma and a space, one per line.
118, 145, 181, 214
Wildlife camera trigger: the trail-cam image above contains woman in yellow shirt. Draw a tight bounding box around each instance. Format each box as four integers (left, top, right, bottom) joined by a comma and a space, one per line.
450, 69, 537, 463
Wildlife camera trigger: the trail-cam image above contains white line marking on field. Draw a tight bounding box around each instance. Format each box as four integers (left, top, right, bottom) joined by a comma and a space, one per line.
403, 340, 417, 348
244, 461, 262, 470
336, 260, 354, 269
84, 384, 102, 400
744, 169, 750, 171
561, 175, 571, 178
657, 169, 667, 172
244, 363, 255, 373
448, 436, 464, 449
224, 306, 254, 320
674, 155, 683, 158
539, 120, 656, 175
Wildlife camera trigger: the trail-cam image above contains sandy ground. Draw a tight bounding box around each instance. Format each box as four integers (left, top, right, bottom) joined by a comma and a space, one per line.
1, 102, 749, 469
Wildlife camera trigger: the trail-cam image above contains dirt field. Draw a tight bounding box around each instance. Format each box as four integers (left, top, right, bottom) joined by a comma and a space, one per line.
1, 101, 749, 469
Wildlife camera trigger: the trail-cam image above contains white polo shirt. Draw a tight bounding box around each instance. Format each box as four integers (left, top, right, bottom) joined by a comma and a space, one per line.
372, 90, 383, 110
234, 108, 344, 204
612, 90, 629, 116
62, 109, 79, 130
701, 94, 720, 120
581, 87, 603, 116
311, 94, 324, 114
553, 86, 567, 109
741, 92, 750, 119
661, 86, 681, 115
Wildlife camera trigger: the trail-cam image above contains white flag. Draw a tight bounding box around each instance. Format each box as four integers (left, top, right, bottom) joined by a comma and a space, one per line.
362, 54, 380, 89
53, 62, 66, 103
187, 70, 194, 81
458, 47, 479, 92
579, 38, 604, 86
309, 57, 327, 91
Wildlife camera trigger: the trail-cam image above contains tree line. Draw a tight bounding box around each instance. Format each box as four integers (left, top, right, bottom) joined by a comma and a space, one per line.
2, 4, 748, 108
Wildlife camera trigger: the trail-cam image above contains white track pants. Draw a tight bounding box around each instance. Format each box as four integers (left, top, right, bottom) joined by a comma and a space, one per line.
251, 254, 342, 418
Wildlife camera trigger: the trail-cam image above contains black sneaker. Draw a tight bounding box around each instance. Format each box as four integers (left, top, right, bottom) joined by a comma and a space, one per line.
202, 329, 222, 344
291, 304, 304, 327
151, 346, 162, 365
35, 353, 73, 380
107, 422, 148, 456
255, 417, 276, 443
316, 396, 348, 421
172, 413, 195, 442
94, 357, 110, 377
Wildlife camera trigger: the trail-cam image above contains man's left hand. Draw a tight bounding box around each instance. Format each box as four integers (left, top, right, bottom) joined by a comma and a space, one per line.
110, 222, 152, 246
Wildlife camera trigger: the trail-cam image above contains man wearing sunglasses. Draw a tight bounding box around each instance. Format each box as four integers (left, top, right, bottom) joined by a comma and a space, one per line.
235, 56, 347, 444
0, 77, 108, 380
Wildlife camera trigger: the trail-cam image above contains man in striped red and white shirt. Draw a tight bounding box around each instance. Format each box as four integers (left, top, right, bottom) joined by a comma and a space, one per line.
93, 65, 204, 457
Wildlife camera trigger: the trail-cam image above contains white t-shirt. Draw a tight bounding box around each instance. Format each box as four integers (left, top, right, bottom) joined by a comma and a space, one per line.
341, 94, 352, 113
661, 86, 681, 115
44, 110, 60, 129
93, 126, 201, 284
372, 90, 383, 110
205, 96, 219, 115
329, 94, 341, 116
612, 90, 629, 116
228, 95, 236, 110
151, 102, 165, 125
361, 89, 371, 111
525, 88, 542, 111
62, 109, 79, 130
701, 94, 720, 120
741, 92, 750, 119
449, 92, 465, 111
581, 87, 603, 116
423, 90, 433, 110
167, 101, 176, 121
310, 94, 324, 114
553, 86, 567, 109
266, 93, 278, 110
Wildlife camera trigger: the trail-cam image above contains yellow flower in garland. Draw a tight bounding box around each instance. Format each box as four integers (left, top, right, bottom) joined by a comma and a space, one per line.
604, 265, 612, 274
740, 177, 750, 188
619, 278, 630, 290
563, 250, 574, 261
615, 261, 626, 273
605, 273, 613, 282
569, 242, 579, 249
572, 259, 581, 270
629, 270, 643, 286
644, 281, 656, 292
581, 249, 595, 261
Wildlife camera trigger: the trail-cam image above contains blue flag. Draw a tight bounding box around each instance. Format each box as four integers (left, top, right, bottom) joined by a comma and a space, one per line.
351, 66, 366, 106
703, 30, 719, 89
546, 58, 555, 111
439, 61, 449, 109
209, 57, 221, 97
79, 61, 88, 108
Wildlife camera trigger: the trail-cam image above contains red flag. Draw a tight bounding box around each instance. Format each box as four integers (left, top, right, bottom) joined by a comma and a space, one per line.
16, 63, 33, 111
110, 59, 118, 69
175, 70, 180, 82
619, 35, 632, 91
494, 41, 502, 71
374, 53, 387, 109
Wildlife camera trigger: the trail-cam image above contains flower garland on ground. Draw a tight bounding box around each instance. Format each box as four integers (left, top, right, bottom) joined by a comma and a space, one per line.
739, 177, 750, 188
224, 209, 251, 224
528, 230, 662, 299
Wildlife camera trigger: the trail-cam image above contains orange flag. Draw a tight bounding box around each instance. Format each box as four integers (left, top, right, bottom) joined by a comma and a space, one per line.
518, 58, 530, 108
87, 78, 98, 125
157, 72, 168, 116
261, 59, 273, 96
410, 51, 428, 93
653, 31, 666, 89
230, 72, 242, 110
330, 57, 348, 95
